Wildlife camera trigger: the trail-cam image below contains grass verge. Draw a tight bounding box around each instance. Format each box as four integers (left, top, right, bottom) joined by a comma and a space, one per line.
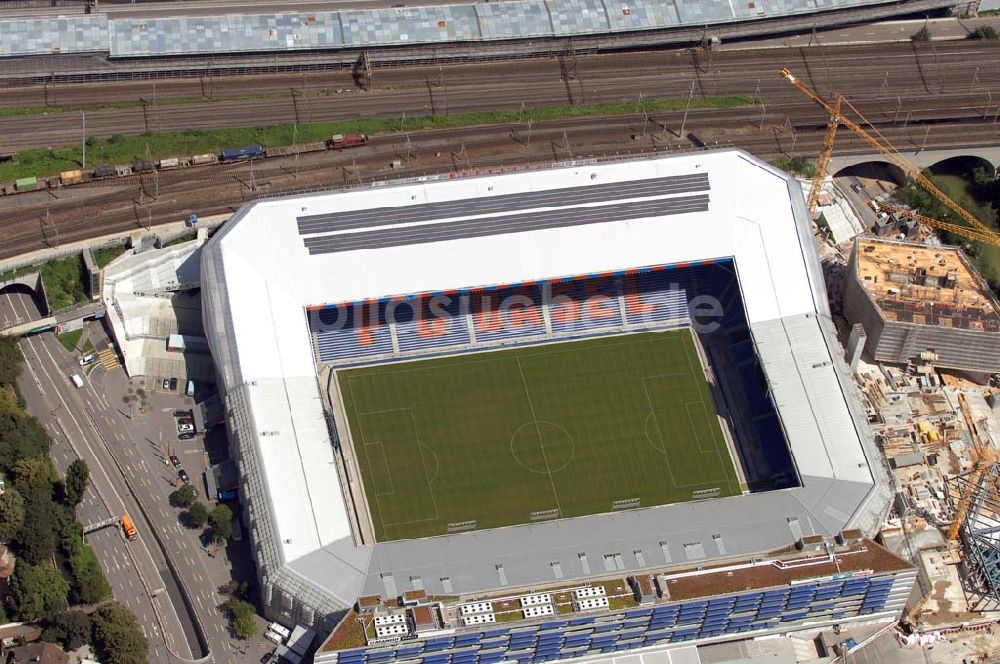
0, 95, 753, 182
57, 328, 83, 353
92, 246, 128, 270
41, 255, 88, 311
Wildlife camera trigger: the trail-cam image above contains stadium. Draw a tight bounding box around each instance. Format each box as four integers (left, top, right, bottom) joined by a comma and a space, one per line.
200, 150, 894, 644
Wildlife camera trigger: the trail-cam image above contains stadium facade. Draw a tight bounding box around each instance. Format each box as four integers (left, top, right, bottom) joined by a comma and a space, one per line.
200, 151, 895, 646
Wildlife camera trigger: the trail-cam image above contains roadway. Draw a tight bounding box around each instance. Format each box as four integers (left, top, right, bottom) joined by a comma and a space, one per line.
6, 289, 271, 664
9, 291, 195, 663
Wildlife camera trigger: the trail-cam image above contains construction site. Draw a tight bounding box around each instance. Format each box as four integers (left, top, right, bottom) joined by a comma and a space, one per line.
762, 62, 1000, 663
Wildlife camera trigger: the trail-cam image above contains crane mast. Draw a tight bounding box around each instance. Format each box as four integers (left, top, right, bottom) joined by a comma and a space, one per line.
779, 68, 995, 240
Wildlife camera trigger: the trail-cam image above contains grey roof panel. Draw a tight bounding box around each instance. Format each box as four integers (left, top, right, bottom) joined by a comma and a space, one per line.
297, 173, 710, 236
304, 194, 710, 254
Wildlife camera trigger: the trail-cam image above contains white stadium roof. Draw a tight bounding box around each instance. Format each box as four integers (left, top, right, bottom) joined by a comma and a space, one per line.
201, 151, 889, 618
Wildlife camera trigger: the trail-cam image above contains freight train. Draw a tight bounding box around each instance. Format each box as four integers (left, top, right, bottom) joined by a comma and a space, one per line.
1, 134, 369, 195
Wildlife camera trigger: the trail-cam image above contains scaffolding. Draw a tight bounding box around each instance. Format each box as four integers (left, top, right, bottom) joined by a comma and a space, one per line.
948, 463, 1000, 611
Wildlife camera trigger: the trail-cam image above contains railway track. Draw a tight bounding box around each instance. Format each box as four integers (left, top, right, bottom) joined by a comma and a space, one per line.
1, 39, 997, 259
1, 40, 998, 151
1, 112, 997, 261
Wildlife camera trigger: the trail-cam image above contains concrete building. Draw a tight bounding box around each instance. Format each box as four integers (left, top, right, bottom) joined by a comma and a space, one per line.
843, 237, 1000, 373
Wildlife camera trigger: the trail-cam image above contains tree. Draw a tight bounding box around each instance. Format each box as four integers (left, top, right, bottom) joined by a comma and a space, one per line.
969, 25, 999, 39
91, 602, 148, 664
64, 459, 89, 507
0, 487, 25, 542
68, 544, 112, 605
208, 504, 233, 541
0, 391, 50, 476
169, 483, 197, 509
0, 337, 23, 387
5, 561, 69, 622
16, 484, 58, 564
223, 598, 257, 640
12, 455, 53, 492
41, 610, 93, 650
184, 502, 208, 529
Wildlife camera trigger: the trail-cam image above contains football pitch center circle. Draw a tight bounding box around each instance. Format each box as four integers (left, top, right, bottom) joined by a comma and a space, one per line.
510, 421, 576, 474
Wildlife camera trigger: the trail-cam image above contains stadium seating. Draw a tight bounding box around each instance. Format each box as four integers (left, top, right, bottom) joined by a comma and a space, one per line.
470, 286, 547, 343
395, 296, 471, 352
333, 574, 904, 664
312, 302, 393, 362
309, 261, 748, 365
549, 276, 623, 333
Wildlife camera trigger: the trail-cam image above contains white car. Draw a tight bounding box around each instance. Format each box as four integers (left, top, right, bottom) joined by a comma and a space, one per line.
177, 423, 195, 433
79, 353, 96, 366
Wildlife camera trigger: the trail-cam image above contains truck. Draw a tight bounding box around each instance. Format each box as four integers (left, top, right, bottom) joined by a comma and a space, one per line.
220, 145, 264, 162
120, 514, 137, 540
328, 133, 369, 149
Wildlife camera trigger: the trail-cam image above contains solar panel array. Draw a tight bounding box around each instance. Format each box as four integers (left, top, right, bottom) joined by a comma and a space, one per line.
332, 571, 911, 664
297, 173, 710, 255
1, 0, 882, 57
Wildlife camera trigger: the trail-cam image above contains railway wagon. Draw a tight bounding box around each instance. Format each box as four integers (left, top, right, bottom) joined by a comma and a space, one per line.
264, 142, 327, 158
15, 176, 38, 192
60, 169, 84, 185
329, 133, 369, 149
92, 165, 116, 180
190, 153, 218, 166
221, 145, 264, 162
158, 157, 181, 169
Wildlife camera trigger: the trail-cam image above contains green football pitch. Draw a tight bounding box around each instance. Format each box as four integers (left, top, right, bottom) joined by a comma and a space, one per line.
337, 330, 741, 542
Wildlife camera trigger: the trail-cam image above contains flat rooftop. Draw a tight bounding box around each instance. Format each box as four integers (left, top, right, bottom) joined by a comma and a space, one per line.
855, 238, 1000, 331
320, 537, 911, 653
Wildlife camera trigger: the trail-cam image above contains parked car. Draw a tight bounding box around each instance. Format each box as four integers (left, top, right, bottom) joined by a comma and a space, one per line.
199, 530, 214, 547
170, 455, 180, 467
173, 410, 191, 418
851, 183, 863, 193
79, 353, 96, 366
178, 432, 195, 441
177, 469, 189, 483
169, 377, 178, 391
162, 378, 170, 390
177, 423, 195, 433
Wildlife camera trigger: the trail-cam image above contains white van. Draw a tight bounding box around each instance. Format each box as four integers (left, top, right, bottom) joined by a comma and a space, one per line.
70, 374, 84, 389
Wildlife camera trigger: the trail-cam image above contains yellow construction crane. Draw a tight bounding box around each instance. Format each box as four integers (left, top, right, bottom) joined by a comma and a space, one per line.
947, 392, 998, 541
873, 202, 1000, 247
779, 68, 997, 245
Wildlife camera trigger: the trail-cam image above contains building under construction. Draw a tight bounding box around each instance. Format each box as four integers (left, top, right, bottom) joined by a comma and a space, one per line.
947, 464, 1000, 609
844, 237, 1000, 374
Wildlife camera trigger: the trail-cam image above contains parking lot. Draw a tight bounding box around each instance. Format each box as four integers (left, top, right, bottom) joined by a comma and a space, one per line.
64, 318, 275, 663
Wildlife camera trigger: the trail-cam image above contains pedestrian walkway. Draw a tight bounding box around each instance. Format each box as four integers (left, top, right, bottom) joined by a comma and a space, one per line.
98, 347, 120, 371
